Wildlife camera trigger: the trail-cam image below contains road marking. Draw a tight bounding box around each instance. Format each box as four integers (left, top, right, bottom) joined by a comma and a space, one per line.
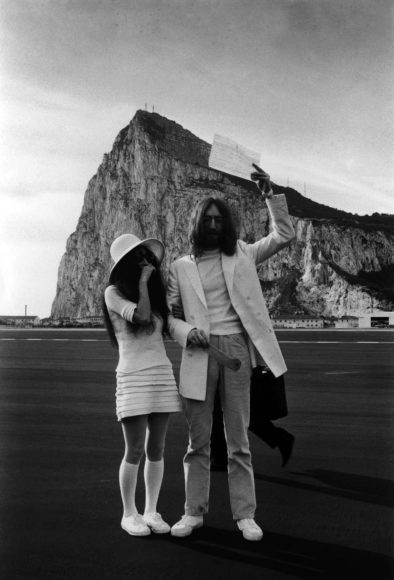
279, 340, 394, 344
325, 371, 361, 375
0, 338, 106, 342
1, 338, 394, 344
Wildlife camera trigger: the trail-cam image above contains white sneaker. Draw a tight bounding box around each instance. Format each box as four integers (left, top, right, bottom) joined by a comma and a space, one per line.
237, 518, 263, 541
143, 512, 171, 534
171, 515, 204, 537
121, 514, 151, 536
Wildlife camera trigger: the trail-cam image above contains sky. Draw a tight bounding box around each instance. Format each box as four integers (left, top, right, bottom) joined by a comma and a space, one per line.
1, 0, 393, 318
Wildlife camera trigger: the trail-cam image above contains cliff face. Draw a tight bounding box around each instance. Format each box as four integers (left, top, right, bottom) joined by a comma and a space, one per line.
51, 110, 394, 319
258, 220, 394, 317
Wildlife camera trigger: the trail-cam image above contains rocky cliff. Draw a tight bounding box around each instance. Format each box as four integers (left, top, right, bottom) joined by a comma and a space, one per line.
51, 110, 394, 319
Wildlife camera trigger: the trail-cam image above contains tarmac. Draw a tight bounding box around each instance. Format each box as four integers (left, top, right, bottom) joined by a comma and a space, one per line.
0, 328, 393, 579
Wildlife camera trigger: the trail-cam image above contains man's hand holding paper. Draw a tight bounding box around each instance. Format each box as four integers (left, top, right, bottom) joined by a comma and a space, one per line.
250, 163, 273, 199
208, 134, 273, 198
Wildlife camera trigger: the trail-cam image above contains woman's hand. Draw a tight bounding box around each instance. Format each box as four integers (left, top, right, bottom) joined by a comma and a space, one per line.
250, 163, 273, 199
139, 264, 156, 283
187, 328, 209, 348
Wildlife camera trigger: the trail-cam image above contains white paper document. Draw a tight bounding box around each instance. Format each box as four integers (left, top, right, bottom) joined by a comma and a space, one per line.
208, 134, 261, 181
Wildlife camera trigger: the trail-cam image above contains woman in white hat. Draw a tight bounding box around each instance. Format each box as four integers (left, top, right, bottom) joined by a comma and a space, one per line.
103, 233, 182, 537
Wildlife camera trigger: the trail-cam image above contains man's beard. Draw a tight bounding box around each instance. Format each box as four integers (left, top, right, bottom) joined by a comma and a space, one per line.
202, 232, 220, 249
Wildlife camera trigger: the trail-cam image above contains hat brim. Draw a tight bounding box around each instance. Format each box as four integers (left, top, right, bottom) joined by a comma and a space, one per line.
109, 238, 165, 279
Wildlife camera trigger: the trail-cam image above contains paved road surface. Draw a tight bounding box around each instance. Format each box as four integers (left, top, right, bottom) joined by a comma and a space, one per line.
0, 329, 393, 579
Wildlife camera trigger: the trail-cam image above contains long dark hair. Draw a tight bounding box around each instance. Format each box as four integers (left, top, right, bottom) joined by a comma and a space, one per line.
102, 247, 169, 348
188, 197, 237, 258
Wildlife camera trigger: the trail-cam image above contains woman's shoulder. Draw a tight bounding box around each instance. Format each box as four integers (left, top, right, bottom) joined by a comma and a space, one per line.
104, 285, 123, 305
104, 284, 116, 298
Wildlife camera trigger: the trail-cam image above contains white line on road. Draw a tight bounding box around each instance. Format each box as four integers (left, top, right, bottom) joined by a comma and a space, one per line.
1, 338, 394, 344
0, 338, 104, 342
325, 371, 361, 375
279, 340, 394, 344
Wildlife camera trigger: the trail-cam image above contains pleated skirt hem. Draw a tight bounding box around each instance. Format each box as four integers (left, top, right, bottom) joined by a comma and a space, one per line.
116, 365, 182, 421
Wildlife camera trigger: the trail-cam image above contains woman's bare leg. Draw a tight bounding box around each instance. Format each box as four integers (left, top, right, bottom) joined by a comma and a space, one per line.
144, 413, 170, 514
120, 415, 148, 516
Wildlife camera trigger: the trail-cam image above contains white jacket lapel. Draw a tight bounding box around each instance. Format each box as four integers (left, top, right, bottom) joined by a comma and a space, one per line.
184, 258, 208, 308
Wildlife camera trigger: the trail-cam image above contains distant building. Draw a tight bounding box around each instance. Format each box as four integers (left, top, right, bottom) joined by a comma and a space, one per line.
48, 316, 104, 327
75, 316, 104, 326
271, 315, 324, 329
358, 312, 394, 328
334, 316, 359, 329
0, 315, 40, 327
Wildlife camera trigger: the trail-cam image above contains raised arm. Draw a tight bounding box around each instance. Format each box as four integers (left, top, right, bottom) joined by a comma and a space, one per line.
246, 165, 296, 264
132, 264, 155, 325
104, 264, 156, 326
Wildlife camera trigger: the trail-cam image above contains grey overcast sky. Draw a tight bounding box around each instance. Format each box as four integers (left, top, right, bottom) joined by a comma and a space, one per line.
1, 0, 393, 317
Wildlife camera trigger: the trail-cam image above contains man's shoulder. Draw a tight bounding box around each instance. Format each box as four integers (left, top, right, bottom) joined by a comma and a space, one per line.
236, 239, 252, 254
172, 254, 194, 266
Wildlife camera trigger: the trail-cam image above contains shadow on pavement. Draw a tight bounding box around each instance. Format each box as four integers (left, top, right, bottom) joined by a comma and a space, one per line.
162, 526, 394, 580
254, 469, 394, 508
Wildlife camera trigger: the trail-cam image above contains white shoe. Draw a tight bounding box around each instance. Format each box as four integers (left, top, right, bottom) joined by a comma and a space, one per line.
121, 514, 151, 536
171, 515, 204, 537
237, 518, 263, 541
143, 512, 171, 534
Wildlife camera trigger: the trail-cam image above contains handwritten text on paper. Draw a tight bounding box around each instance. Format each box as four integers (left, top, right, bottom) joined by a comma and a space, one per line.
208, 134, 261, 181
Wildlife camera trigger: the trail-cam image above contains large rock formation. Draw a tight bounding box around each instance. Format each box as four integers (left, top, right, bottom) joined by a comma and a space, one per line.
51, 110, 394, 319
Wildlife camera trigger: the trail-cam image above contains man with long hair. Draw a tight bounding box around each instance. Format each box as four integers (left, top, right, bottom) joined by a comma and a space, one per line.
168, 165, 295, 541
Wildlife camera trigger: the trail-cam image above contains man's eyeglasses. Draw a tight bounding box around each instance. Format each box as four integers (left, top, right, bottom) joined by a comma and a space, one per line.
203, 216, 223, 225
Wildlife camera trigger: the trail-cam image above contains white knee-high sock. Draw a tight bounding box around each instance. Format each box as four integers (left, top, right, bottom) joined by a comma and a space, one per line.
119, 459, 139, 517
144, 459, 164, 514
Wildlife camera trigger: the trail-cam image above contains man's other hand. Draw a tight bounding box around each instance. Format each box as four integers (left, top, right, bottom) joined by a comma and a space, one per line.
187, 328, 209, 348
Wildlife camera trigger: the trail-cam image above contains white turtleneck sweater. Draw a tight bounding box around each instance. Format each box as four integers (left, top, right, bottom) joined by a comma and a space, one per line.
196, 249, 243, 335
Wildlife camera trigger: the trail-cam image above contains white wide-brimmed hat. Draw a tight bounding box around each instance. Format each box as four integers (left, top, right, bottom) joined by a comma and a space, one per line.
109, 233, 164, 278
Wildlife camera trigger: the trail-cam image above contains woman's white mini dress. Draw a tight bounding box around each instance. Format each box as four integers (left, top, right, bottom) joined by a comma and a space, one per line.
105, 286, 182, 420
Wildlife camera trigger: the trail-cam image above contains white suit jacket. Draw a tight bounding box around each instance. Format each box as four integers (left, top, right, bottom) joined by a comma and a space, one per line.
167, 194, 295, 401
